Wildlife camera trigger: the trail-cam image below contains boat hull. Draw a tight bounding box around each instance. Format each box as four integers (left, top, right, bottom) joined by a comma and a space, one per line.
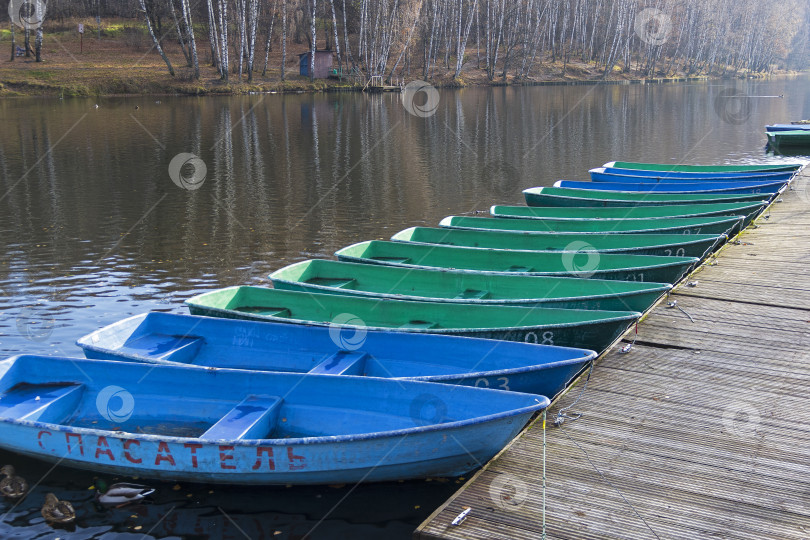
391, 227, 725, 258
593, 167, 794, 181
185, 288, 640, 353
335, 241, 698, 284
490, 202, 765, 224
442, 215, 746, 236
269, 259, 672, 313
554, 179, 785, 195
0, 355, 548, 484
524, 187, 772, 207
79, 312, 597, 397
603, 161, 803, 173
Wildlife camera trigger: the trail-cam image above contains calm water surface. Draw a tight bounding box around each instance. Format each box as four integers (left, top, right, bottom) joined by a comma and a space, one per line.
0, 76, 809, 538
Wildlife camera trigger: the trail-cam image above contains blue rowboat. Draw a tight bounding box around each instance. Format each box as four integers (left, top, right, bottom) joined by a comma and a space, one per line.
78, 312, 596, 397
590, 167, 794, 182
553, 179, 786, 195
524, 187, 773, 207
602, 161, 803, 173
0, 355, 549, 484
182, 287, 639, 354
765, 124, 810, 132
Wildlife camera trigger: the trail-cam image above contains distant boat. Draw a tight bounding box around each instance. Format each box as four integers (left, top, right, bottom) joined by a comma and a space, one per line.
78, 312, 597, 397
603, 160, 803, 173
184, 287, 640, 353
335, 240, 698, 283
767, 130, 810, 148
490, 201, 766, 223
590, 167, 794, 182
442, 215, 745, 236
523, 187, 772, 207
390, 226, 725, 258
764, 123, 810, 132
553, 179, 786, 195
0, 355, 549, 484
269, 259, 672, 313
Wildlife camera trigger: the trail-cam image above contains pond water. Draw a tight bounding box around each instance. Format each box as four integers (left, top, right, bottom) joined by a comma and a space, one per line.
0, 75, 808, 538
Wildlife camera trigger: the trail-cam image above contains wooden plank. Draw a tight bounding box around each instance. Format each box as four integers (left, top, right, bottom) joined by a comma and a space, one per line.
415, 171, 810, 540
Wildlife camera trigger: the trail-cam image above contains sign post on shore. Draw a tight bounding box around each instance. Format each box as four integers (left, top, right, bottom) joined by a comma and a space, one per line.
78, 23, 84, 53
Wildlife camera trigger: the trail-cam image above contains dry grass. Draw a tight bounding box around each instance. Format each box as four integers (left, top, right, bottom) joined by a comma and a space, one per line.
0, 18, 779, 97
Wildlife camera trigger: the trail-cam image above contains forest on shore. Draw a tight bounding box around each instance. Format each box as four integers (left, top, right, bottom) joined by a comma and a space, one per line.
2, 0, 809, 95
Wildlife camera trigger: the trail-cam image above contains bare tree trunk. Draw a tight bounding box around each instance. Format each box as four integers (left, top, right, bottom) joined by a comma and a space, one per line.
169, 0, 192, 66
247, 0, 258, 81
219, 0, 229, 81
281, 0, 287, 80
329, 0, 342, 71
341, 0, 354, 69
207, 0, 220, 68
139, 0, 175, 76
262, 0, 278, 76
35, 27, 42, 62
310, 0, 317, 80
180, 0, 200, 78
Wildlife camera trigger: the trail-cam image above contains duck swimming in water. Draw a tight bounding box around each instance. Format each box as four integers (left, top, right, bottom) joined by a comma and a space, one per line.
94, 479, 155, 508
41, 493, 76, 525
0, 465, 28, 499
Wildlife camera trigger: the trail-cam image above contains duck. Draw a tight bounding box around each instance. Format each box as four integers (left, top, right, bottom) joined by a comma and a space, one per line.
41, 493, 75, 525
94, 479, 155, 508
0, 465, 28, 498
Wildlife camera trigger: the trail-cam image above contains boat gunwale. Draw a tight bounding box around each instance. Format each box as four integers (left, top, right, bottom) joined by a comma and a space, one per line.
390, 226, 727, 254
0, 355, 550, 446
77, 313, 600, 383
488, 205, 759, 221
441, 216, 740, 235
183, 293, 643, 334
551, 179, 787, 194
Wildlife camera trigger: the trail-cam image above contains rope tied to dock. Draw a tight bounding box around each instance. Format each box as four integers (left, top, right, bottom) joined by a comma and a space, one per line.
554, 361, 594, 427
666, 300, 694, 323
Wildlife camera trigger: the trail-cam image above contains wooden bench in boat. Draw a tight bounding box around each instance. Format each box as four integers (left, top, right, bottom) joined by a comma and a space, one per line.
200, 395, 284, 440
0, 383, 84, 423
307, 351, 368, 375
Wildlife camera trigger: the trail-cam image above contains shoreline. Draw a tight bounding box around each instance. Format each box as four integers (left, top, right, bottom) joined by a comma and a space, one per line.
0, 28, 805, 98
2, 72, 804, 99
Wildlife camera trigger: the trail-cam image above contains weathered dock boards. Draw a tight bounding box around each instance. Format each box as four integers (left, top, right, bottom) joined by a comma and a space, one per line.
415, 171, 810, 540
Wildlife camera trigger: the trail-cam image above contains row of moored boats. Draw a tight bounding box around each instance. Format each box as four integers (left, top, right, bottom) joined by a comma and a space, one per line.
0, 159, 804, 485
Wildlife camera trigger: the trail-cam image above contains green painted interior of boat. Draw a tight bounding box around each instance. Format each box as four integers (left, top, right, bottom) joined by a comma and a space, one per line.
440, 215, 744, 235
391, 227, 723, 257
607, 161, 803, 173
490, 201, 766, 220
185, 286, 641, 333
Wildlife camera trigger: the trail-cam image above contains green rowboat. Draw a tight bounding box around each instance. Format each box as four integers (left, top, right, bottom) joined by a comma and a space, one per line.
766, 130, 810, 148
605, 161, 803, 173
185, 287, 640, 352
524, 187, 773, 207
441, 215, 744, 236
270, 259, 671, 312
490, 201, 767, 223
335, 240, 698, 283
391, 227, 724, 258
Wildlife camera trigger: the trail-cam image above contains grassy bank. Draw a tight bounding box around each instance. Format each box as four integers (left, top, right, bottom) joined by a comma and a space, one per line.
0, 18, 796, 98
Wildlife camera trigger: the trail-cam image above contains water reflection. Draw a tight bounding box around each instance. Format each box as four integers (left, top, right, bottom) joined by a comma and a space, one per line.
0, 76, 808, 537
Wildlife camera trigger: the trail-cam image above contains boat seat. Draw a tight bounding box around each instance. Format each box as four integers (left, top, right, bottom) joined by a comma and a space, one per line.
399, 320, 439, 329
506, 265, 534, 273
371, 256, 411, 264
455, 289, 490, 300
308, 351, 368, 375
305, 277, 357, 289
200, 395, 283, 440
237, 307, 292, 318
0, 383, 84, 423
118, 334, 204, 364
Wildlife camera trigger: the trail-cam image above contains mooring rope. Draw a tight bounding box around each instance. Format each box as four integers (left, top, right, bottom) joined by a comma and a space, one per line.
554, 361, 594, 426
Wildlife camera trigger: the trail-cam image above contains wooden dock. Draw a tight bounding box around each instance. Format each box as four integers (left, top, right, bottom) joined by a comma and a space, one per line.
416, 170, 810, 539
